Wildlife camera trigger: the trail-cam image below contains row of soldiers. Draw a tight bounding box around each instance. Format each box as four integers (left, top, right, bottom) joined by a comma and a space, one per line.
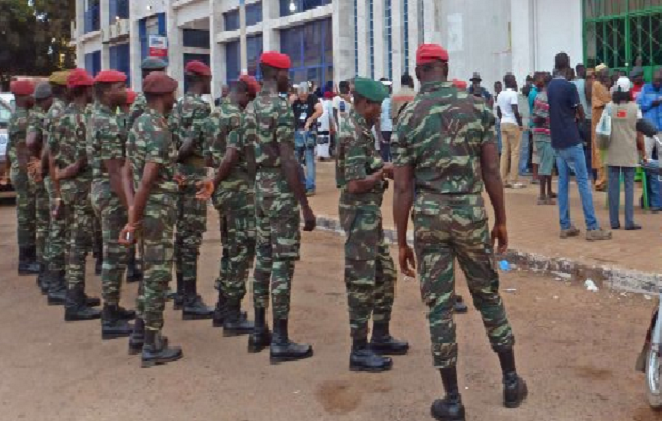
7, 41, 527, 420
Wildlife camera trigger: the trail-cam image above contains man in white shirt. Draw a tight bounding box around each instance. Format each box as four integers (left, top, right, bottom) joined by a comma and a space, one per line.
497, 73, 525, 188
375, 78, 394, 162
317, 91, 335, 160
333, 81, 352, 130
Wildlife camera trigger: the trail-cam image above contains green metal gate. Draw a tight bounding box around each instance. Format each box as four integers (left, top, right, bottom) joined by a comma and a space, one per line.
583, 0, 662, 80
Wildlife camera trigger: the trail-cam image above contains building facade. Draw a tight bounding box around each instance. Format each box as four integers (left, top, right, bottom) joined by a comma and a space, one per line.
71, 0, 661, 97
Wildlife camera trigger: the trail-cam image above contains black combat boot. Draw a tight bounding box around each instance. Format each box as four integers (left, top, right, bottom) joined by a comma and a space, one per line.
212, 290, 227, 327
125, 249, 143, 283
182, 281, 214, 320
128, 317, 145, 355
64, 286, 102, 321
101, 304, 134, 340
172, 272, 184, 310
83, 293, 101, 307
248, 307, 271, 353
349, 337, 392, 372
269, 318, 313, 364
18, 247, 40, 275
370, 321, 409, 355
116, 305, 136, 321
498, 349, 528, 408
454, 295, 468, 314
223, 300, 254, 337
141, 329, 183, 368
47, 270, 67, 305
431, 367, 466, 421
37, 265, 51, 294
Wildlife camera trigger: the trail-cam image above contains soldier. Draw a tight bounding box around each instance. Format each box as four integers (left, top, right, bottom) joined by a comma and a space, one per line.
89, 70, 137, 339
243, 51, 316, 363
336, 77, 409, 373
7, 80, 39, 276
198, 75, 260, 335
120, 72, 183, 367
170, 60, 214, 320
52, 68, 101, 321
44, 71, 71, 305
127, 58, 168, 140
26, 82, 54, 292
392, 44, 527, 420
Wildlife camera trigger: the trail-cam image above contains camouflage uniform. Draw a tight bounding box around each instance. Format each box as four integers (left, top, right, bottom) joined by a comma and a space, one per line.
244, 86, 300, 319
203, 101, 256, 304
392, 81, 514, 368
26, 106, 50, 266
127, 93, 147, 135
169, 93, 211, 291
52, 103, 94, 291
7, 106, 36, 254
88, 103, 128, 306
336, 109, 396, 340
44, 99, 68, 277
127, 107, 178, 331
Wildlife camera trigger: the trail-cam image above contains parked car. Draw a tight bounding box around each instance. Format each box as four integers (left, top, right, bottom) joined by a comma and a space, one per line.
0, 96, 16, 199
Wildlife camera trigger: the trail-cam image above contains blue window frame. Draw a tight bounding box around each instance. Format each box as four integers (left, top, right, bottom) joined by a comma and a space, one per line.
139, 13, 168, 62
385, 0, 392, 80
183, 29, 210, 49
109, 0, 129, 23
224, 10, 240, 31
224, 2, 262, 31
353, 0, 358, 75
84, 1, 100, 33
280, 18, 333, 88
225, 35, 264, 83
369, 0, 374, 79
403, 0, 409, 74
84, 51, 102, 76
279, 0, 330, 17
109, 43, 131, 86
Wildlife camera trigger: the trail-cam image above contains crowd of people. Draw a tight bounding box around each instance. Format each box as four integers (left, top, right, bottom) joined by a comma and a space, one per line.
10, 41, 662, 420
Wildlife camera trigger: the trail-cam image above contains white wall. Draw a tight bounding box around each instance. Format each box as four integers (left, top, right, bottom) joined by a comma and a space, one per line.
533, 0, 583, 72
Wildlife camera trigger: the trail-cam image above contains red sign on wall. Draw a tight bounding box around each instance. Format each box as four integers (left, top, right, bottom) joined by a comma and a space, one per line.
148, 35, 168, 57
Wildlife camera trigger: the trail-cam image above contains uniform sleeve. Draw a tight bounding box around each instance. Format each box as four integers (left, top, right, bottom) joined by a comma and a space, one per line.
277, 100, 295, 148
75, 115, 88, 161
391, 105, 414, 166
344, 136, 368, 182
480, 103, 497, 145
243, 102, 257, 148
145, 126, 172, 165
202, 114, 217, 160
98, 116, 125, 161
191, 102, 212, 154
227, 111, 243, 150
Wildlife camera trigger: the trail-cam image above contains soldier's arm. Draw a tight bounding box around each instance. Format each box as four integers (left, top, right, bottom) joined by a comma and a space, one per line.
392, 111, 415, 277
40, 143, 50, 177
244, 104, 257, 182
101, 118, 129, 208
122, 159, 135, 209
26, 125, 42, 158
345, 137, 384, 194
129, 162, 159, 227
212, 113, 242, 188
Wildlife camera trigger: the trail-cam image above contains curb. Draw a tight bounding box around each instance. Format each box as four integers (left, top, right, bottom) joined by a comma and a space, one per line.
315, 216, 662, 294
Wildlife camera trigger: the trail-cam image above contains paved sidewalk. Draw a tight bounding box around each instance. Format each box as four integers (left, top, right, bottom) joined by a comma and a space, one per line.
308, 161, 661, 289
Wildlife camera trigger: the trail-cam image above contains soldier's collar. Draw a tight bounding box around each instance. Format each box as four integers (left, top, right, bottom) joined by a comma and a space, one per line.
420, 81, 453, 93
350, 109, 371, 132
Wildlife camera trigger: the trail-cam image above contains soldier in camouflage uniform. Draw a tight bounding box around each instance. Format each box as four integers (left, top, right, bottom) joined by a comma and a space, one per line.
89, 70, 137, 339
26, 82, 54, 292
243, 52, 316, 363
391, 44, 527, 421
52, 68, 101, 322
169, 60, 214, 320
199, 75, 260, 335
43, 71, 71, 305
336, 77, 409, 373
7, 81, 39, 276
121, 72, 182, 367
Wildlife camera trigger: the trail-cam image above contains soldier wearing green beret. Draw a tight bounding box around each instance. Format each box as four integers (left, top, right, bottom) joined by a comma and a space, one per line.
336, 77, 408, 373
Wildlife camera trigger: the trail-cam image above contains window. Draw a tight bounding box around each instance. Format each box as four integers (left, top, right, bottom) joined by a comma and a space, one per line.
279, 0, 331, 17
224, 2, 262, 31
109, 0, 129, 23
85, 51, 101, 76
226, 35, 263, 83
369, 0, 374, 79
280, 18, 333, 88
385, 0, 392, 80
84, 0, 100, 33
403, 0, 409, 74
183, 29, 210, 49
353, 0, 358, 75
224, 10, 240, 31
140, 13, 167, 62
109, 43, 131, 86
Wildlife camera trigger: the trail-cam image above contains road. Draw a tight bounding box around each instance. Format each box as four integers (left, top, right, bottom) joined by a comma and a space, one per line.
0, 203, 658, 421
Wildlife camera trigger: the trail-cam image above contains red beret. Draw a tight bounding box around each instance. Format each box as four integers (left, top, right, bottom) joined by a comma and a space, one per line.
185, 60, 212, 76
260, 51, 291, 69
239, 74, 260, 95
126, 89, 137, 105
324, 91, 334, 99
10, 80, 35, 96
67, 68, 94, 88
452, 79, 467, 90
142, 71, 178, 94
416, 44, 449, 65
94, 70, 127, 84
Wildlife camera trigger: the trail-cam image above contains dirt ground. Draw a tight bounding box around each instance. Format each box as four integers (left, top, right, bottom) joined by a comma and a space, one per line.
0, 202, 659, 421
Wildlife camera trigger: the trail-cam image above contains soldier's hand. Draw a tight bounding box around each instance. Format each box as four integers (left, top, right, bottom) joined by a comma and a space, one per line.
382, 163, 394, 179
302, 206, 316, 232
119, 223, 137, 246
51, 199, 63, 219
398, 245, 416, 278
195, 179, 215, 201
173, 173, 186, 187
491, 223, 509, 254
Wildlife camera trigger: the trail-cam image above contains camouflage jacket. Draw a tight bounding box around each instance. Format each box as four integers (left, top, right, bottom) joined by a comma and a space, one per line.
204, 100, 252, 194
88, 103, 125, 183
169, 93, 211, 174
244, 84, 295, 197
392, 81, 495, 200
26, 106, 47, 154
44, 99, 67, 146
7, 107, 31, 173
336, 109, 386, 211
51, 102, 93, 200
127, 93, 147, 133
127, 107, 178, 197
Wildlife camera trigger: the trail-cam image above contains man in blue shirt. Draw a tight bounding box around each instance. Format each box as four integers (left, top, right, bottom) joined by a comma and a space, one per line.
547, 52, 611, 241
637, 69, 662, 211
468, 72, 493, 105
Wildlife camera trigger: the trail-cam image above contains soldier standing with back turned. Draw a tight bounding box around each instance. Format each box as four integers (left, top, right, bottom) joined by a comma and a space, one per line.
392, 44, 527, 421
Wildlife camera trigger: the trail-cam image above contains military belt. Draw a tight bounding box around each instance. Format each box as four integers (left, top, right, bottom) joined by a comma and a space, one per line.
181, 155, 206, 168
416, 192, 484, 206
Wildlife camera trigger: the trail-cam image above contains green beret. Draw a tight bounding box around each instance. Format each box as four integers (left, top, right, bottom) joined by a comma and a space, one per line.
354, 77, 389, 103
34, 82, 53, 100
48, 70, 70, 86
141, 57, 168, 70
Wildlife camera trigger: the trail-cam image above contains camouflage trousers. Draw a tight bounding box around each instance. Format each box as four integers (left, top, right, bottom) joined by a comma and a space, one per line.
10, 169, 36, 250
92, 212, 102, 258
63, 189, 93, 290
253, 189, 300, 320
142, 195, 176, 331
340, 207, 396, 340
214, 191, 256, 303
174, 179, 207, 287
34, 180, 50, 264
413, 195, 514, 368
91, 181, 127, 306
45, 178, 68, 273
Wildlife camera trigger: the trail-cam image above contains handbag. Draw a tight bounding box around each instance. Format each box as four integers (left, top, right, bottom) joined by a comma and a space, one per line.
595, 103, 612, 150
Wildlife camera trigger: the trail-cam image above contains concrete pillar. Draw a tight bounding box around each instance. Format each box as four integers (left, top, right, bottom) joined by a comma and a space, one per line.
511, 0, 534, 81
422, 0, 442, 45
332, 0, 355, 83
391, 0, 403, 89
262, 0, 280, 51
356, 0, 369, 77
407, 0, 418, 78
166, 4, 184, 90
210, 0, 226, 96
76, 0, 85, 67
372, 0, 384, 80
129, 0, 142, 90
100, 0, 110, 69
